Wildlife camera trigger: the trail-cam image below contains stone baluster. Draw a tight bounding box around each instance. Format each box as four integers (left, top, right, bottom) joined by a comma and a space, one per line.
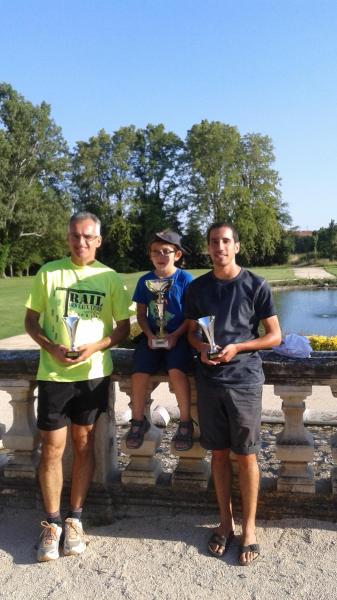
0, 380, 39, 479
275, 385, 315, 493
92, 378, 118, 485
120, 378, 164, 485
0, 419, 7, 469
171, 377, 210, 489
329, 383, 337, 494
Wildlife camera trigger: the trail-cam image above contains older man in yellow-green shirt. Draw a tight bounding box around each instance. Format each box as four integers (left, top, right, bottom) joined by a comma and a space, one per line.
25, 212, 132, 562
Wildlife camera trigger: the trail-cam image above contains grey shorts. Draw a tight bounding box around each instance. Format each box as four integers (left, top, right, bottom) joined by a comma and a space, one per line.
196, 378, 262, 455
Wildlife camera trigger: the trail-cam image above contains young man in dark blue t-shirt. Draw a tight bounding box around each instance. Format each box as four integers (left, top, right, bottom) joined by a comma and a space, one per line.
126, 230, 194, 451
185, 222, 281, 566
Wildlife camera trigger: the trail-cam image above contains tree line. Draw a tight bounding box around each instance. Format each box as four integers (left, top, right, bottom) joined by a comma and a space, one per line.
1, 82, 323, 277
292, 221, 337, 261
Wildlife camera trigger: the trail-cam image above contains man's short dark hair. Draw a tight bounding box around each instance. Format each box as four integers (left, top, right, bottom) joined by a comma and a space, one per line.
69, 212, 101, 234
207, 222, 239, 244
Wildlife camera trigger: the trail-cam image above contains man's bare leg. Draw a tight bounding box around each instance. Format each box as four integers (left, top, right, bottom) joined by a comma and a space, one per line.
209, 449, 235, 554
39, 427, 68, 514
236, 452, 260, 565
70, 423, 96, 510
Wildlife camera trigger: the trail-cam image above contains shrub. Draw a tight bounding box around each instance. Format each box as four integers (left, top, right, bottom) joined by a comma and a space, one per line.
308, 335, 337, 351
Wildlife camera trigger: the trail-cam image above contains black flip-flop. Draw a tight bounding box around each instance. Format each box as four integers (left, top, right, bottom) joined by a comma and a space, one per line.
207, 530, 235, 558
238, 543, 260, 566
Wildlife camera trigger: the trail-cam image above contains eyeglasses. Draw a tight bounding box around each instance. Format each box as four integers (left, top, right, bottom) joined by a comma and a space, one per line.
69, 234, 99, 243
150, 249, 176, 257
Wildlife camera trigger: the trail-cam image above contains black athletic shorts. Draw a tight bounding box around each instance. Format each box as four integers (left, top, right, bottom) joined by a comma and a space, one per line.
196, 376, 262, 455
37, 377, 110, 431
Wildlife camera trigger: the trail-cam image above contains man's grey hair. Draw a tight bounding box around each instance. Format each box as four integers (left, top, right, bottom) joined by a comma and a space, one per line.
69, 212, 101, 235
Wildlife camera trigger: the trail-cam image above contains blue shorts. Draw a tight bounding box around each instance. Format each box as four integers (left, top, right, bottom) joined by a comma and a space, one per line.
132, 333, 192, 374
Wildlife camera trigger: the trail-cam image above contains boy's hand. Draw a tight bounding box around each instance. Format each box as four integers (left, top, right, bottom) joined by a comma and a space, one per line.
165, 333, 178, 349
147, 333, 158, 349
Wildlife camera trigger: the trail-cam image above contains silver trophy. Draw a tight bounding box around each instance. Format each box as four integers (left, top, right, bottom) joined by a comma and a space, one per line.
145, 278, 173, 348
62, 315, 80, 358
197, 316, 222, 359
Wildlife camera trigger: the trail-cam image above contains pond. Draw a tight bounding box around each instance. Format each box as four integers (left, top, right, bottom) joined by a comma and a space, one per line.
273, 288, 337, 336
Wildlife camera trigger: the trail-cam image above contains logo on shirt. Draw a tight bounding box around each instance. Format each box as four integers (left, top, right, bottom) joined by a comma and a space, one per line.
56, 287, 106, 319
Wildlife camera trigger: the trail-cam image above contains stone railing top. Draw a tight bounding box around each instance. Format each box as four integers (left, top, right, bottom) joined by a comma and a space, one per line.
0, 348, 337, 386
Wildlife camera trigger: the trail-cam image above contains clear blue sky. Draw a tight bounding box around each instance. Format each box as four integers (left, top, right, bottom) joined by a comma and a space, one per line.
1, 0, 336, 230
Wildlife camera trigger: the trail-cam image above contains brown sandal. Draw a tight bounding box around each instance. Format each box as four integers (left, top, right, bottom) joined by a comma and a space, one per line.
172, 419, 194, 451
126, 417, 150, 449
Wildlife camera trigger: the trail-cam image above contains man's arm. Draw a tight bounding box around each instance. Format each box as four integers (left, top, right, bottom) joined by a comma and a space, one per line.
215, 315, 282, 364
25, 308, 74, 365
25, 308, 130, 365
187, 315, 282, 365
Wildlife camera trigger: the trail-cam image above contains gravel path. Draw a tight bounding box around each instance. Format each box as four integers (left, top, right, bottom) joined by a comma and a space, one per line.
0, 506, 336, 600
293, 266, 335, 279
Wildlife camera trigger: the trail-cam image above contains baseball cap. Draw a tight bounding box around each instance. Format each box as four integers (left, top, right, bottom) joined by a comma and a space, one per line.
154, 230, 190, 255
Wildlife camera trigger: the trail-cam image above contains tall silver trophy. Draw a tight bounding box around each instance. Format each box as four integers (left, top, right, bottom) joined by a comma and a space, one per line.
62, 289, 80, 358
62, 315, 80, 358
197, 316, 222, 359
145, 278, 173, 348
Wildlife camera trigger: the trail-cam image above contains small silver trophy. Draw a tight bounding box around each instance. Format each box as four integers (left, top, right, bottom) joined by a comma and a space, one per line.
145, 278, 173, 348
197, 316, 222, 359
62, 315, 80, 358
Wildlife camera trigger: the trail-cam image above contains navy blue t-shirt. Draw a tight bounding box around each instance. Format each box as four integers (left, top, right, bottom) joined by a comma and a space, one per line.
184, 268, 276, 387
133, 268, 193, 334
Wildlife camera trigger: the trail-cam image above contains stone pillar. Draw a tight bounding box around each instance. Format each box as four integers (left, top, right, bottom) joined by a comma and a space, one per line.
275, 385, 314, 493
92, 379, 118, 486
171, 378, 210, 489
120, 379, 164, 485
0, 420, 8, 469
329, 383, 337, 494
0, 380, 39, 479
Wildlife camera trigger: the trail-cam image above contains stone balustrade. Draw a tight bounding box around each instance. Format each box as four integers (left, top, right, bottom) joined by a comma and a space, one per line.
1, 348, 337, 519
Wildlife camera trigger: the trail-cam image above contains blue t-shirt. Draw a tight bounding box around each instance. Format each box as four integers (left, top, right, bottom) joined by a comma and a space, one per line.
133, 268, 193, 334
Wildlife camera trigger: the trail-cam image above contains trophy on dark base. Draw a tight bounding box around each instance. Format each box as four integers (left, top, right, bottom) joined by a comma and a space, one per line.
197, 316, 222, 359
62, 315, 80, 358
145, 278, 173, 348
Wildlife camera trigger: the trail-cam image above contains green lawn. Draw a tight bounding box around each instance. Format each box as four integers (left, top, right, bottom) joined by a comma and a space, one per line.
0, 265, 296, 339
0, 277, 34, 339
247, 266, 296, 280
324, 265, 337, 277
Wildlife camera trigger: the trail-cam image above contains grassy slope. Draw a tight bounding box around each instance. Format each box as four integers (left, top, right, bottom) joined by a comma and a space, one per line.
0, 265, 296, 339
324, 265, 337, 277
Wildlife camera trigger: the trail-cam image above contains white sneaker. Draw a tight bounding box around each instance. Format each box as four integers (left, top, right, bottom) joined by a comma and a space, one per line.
63, 518, 86, 556
37, 521, 62, 562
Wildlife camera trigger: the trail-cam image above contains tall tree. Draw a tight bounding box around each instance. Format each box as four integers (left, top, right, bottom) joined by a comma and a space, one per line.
186, 121, 291, 264
0, 83, 70, 276
72, 127, 138, 270
186, 120, 241, 223
130, 124, 186, 268
317, 220, 337, 259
